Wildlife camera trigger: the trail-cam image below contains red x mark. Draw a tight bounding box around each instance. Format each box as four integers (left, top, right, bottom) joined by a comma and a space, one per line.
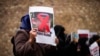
37, 13, 50, 32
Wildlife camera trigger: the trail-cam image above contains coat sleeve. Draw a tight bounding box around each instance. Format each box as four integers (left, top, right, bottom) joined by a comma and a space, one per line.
14, 30, 37, 56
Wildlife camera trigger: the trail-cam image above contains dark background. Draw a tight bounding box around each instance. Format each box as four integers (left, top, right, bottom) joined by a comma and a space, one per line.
0, 0, 100, 56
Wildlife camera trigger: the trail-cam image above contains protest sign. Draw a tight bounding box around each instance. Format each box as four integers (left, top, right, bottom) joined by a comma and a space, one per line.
29, 6, 56, 46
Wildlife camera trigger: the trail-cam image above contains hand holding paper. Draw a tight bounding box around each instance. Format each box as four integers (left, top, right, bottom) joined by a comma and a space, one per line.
29, 29, 37, 44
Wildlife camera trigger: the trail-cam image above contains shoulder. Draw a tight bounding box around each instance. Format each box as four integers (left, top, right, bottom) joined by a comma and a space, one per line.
14, 29, 29, 38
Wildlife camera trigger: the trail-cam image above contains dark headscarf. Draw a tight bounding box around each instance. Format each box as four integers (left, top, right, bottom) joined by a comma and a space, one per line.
20, 14, 31, 31
54, 25, 65, 37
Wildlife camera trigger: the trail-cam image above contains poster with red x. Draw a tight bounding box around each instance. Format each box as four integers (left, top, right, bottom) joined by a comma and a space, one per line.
29, 6, 56, 46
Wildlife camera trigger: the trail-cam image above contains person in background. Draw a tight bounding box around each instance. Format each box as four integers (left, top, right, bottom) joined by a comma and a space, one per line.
54, 25, 67, 56
77, 35, 90, 56
54, 25, 78, 56
68, 35, 78, 56
89, 35, 100, 46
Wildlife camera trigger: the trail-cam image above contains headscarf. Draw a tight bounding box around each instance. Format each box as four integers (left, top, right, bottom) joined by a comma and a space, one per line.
20, 14, 31, 31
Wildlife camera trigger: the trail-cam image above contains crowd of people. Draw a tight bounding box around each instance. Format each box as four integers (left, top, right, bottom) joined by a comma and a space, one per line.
11, 14, 100, 56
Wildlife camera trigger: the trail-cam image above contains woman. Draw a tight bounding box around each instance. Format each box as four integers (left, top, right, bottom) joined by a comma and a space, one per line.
13, 14, 57, 56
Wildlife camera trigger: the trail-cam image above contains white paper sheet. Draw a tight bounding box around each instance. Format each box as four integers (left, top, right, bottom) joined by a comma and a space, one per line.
89, 42, 99, 56
29, 6, 56, 46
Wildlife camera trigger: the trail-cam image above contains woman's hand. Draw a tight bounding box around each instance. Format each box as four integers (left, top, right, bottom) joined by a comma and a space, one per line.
55, 37, 59, 45
29, 29, 37, 44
